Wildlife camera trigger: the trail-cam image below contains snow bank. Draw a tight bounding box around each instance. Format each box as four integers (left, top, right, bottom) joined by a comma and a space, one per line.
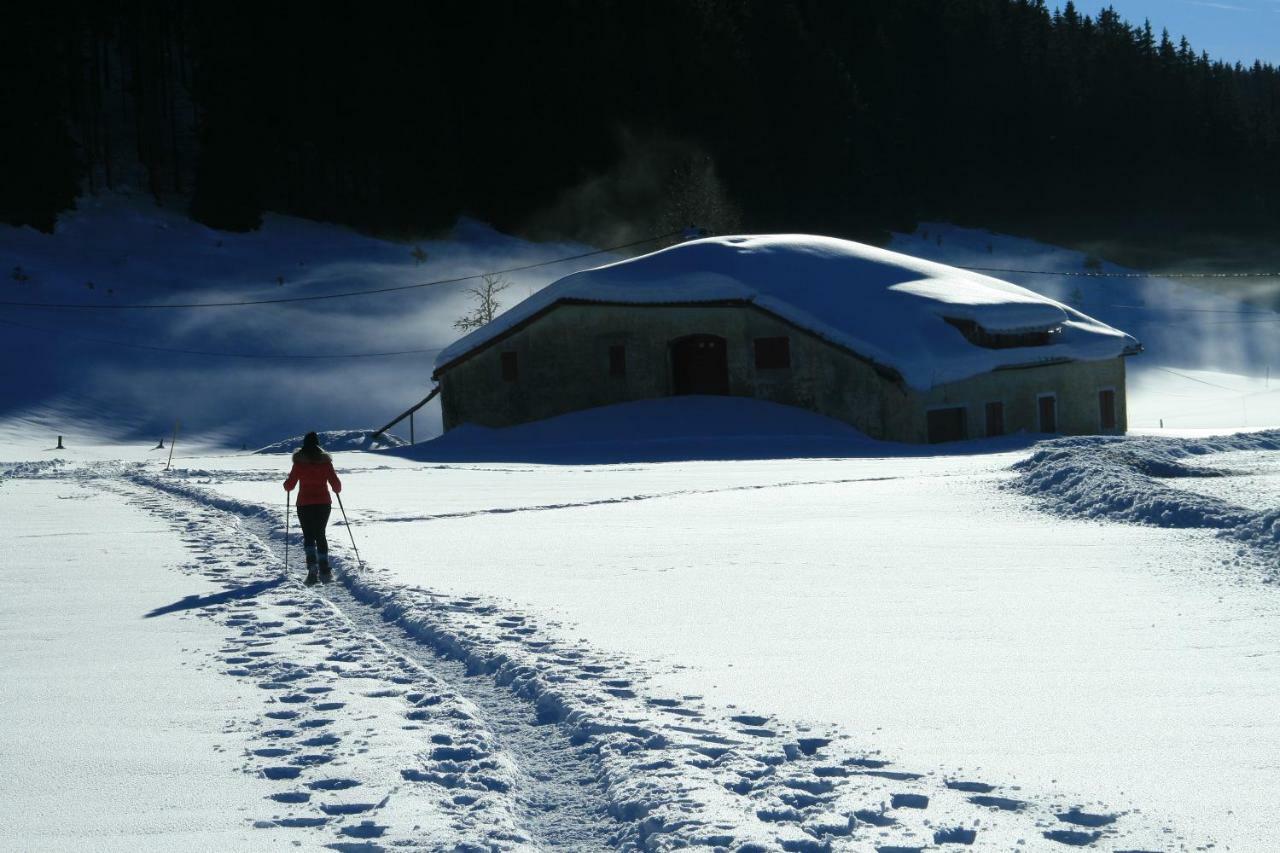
436, 234, 1139, 390
386, 397, 879, 463
255, 429, 407, 455
1011, 430, 1280, 560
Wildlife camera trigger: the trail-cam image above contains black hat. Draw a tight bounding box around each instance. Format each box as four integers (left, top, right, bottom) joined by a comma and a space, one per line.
303, 431, 321, 448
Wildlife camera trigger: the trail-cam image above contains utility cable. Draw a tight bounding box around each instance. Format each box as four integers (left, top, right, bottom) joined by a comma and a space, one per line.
0, 230, 683, 311
961, 265, 1280, 279
0, 316, 443, 360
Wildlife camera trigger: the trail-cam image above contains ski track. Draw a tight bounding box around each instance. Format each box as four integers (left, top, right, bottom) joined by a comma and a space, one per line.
6, 458, 1220, 851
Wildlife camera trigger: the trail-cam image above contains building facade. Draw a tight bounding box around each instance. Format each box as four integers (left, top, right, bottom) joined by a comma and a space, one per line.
433, 299, 1129, 443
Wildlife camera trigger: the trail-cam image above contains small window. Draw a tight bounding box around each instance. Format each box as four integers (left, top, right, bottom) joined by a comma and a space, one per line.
1099, 389, 1117, 430
500, 351, 518, 382
609, 344, 626, 377
927, 407, 968, 443
945, 317, 1062, 349
1038, 393, 1058, 433
754, 336, 791, 369
985, 401, 1005, 438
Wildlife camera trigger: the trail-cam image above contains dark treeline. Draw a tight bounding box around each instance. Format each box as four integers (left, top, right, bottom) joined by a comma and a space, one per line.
4, 1, 1279, 255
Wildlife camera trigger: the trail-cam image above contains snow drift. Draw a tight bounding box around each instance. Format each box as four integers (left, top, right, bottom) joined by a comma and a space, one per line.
1011, 430, 1280, 563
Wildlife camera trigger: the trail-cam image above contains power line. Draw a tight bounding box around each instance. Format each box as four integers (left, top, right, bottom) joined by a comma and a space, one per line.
1152, 366, 1251, 393
0, 317, 443, 360
961, 265, 1280, 279
1103, 303, 1278, 316
0, 230, 682, 311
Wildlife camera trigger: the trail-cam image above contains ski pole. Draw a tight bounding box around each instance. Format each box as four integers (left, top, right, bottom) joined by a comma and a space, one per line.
334, 492, 363, 570
284, 492, 291, 571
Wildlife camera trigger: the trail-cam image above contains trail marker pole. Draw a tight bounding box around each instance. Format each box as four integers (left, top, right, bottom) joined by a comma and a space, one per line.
165, 420, 180, 470
56, 435, 64, 450
335, 492, 363, 571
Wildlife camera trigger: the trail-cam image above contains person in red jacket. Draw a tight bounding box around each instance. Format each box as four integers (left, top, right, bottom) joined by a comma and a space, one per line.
283, 431, 343, 585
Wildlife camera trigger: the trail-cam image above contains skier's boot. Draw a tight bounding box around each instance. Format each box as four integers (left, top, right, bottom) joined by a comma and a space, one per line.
318, 550, 332, 583
304, 567, 318, 586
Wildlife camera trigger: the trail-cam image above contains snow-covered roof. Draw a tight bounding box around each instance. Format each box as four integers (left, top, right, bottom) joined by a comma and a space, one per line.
434, 234, 1140, 390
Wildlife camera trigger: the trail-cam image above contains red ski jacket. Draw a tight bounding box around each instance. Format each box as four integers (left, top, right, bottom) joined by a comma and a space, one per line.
284, 455, 342, 506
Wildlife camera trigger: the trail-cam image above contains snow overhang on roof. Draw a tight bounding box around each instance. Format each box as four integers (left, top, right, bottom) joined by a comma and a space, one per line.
434, 234, 1141, 390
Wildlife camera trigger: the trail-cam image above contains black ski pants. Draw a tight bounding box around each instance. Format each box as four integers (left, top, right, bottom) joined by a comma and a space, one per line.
296, 503, 331, 565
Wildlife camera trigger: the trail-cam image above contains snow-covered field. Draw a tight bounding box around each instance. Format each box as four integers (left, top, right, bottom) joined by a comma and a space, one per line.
4, 413, 1279, 850
4, 198, 1280, 850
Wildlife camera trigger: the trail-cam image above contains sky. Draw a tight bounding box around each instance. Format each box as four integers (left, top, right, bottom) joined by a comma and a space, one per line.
1087, 0, 1280, 66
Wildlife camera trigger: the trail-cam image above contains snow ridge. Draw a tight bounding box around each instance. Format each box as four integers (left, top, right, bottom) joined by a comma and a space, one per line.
1010, 431, 1280, 572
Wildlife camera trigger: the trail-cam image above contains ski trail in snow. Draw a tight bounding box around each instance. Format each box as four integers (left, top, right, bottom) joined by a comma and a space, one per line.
84, 474, 557, 849
70, 460, 1214, 852
313, 582, 621, 850
4, 458, 1216, 849
361, 476, 904, 525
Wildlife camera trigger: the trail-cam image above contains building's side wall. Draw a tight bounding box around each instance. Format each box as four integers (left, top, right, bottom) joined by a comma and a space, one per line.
438, 303, 900, 437
438, 302, 1129, 442
897, 356, 1127, 442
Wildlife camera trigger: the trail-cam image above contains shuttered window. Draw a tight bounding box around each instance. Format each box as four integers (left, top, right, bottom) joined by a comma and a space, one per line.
927, 407, 968, 443
754, 336, 791, 369
609, 344, 626, 377
501, 351, 518, 382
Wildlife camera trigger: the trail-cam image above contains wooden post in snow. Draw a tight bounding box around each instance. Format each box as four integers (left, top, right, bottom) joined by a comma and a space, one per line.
56, 435, 64, 450
165, 421, 180, 470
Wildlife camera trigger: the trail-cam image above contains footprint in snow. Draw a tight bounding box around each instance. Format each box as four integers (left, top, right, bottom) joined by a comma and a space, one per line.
339, 821, 386, 839
275, 816, 326, 828
969, 795, 1027, 811
320, 802, 378, 816
308, 777, 360, 791
1043, 829, 1103, 846
1056, 807, 1118, 827
261, 766, 302, 780
253, 747, 293, 758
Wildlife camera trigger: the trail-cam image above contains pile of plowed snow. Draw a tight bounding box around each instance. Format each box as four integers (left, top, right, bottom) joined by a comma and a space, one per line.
255, 429, 406, 455
1011, 431, 1280, 563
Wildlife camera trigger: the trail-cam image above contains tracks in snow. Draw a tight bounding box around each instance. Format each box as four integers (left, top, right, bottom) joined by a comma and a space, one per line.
103, 472, 618, 851
73, 461, 1212, 852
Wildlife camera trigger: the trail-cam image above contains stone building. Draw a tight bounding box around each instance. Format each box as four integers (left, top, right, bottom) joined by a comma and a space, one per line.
432, 235, 1141, 443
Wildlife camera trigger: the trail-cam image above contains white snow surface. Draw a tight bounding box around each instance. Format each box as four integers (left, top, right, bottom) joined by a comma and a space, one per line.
436, 234, 1138, 390
8, 424, 1263, 849
7, 202, 1280, 850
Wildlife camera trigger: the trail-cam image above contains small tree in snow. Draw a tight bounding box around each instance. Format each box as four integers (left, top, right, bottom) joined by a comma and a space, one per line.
454, 273, 511, 331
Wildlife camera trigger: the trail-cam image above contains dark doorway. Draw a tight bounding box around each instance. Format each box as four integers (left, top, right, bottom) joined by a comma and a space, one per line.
927, 407, 968, 443
1038, 394, 1058, 433
671, 335, 730, 395
1099, 389, 1117, 430
984, 401, 1005, 438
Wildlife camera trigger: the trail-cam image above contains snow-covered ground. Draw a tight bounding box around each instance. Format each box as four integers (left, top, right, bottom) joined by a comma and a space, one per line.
4, 411, 1279, 850
4, 198, 1280, 850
